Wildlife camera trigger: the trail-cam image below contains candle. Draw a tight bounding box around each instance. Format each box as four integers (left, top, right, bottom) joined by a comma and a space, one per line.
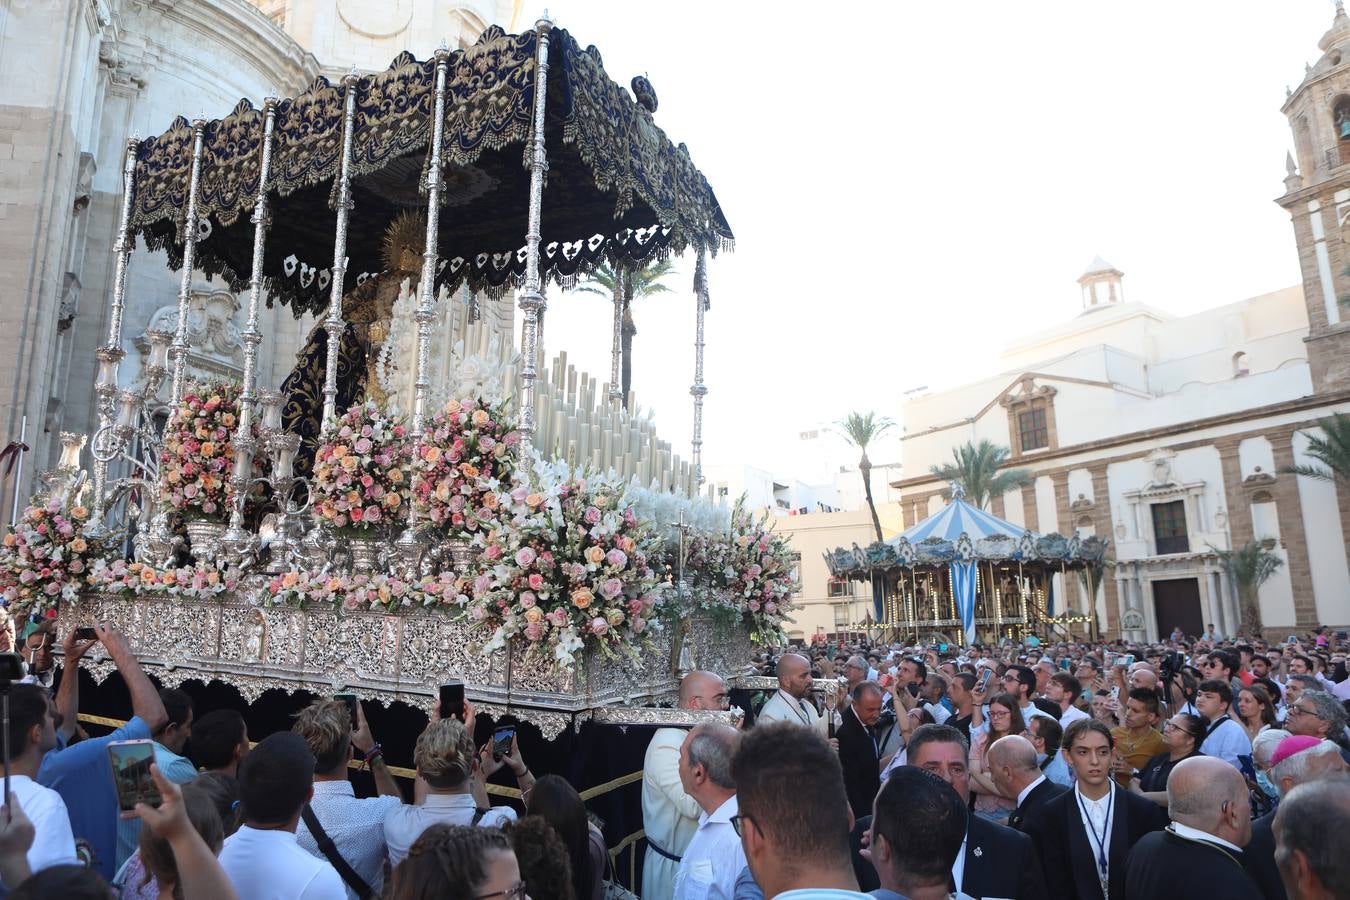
96, 351, 120, 389
146, 330, 173, 371
116, 390, 140, 429
276, 443, 295, 479
259, 391, 284, 432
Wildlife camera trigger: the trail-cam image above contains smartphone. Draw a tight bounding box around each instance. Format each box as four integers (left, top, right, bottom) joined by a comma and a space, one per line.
440, 681, 465, 722
1123, 654, 1136, 666
73, 626, 98, 641
978, 668, 994, 692
1109, 686, 1120, 701
335, 692, 358, 729
1287, 636, 1298, 645
492, 727, 515, 762
938, 643, 949, 653
1059, 658, 1071, 670
107, 739, 161, 818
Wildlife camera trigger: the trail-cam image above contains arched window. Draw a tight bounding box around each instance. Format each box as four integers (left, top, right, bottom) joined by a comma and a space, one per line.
1334, 96, 1350, 143
1232, 351, 1250, 378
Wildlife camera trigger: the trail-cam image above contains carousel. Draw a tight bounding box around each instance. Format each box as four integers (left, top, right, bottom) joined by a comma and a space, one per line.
0, 18, 814, 745
825, 486, 1109, 645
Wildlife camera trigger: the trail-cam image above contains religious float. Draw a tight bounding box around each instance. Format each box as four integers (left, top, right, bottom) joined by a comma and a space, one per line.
825, 487, 1109, 646
0, 19, 812, 760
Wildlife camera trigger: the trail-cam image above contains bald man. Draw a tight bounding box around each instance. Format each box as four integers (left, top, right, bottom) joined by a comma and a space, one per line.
988, 735, 1068, 832
642, 670, 730, 900
755, 653, 827, 736
1124, 757, 1263, 899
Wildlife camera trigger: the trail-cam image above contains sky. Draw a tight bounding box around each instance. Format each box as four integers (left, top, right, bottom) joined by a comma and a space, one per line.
524, 1, 1335, 483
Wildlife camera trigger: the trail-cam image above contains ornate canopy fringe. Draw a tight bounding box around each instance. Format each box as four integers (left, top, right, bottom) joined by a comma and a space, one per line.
128, 25, 734, 317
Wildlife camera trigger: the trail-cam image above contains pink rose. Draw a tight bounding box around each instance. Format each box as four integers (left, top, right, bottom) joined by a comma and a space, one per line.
485, 544, 504, 561
363, 505, 382, 523
528, 573, 545, 591
749, 600, 761, 612
589, 617, 609, 636
519, 591, 537, 608
584, 506, 602, 524
606, 548, 628, 568
474, 574, 492, 594
599, 577, 623, 599
523, 622, 544, 641
354, 438, 372, 454
515, 547, 537, 567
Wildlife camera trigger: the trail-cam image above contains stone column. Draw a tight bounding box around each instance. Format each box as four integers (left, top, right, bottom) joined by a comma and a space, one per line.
1270, 431, 1320, 628
1088, 464, 1121, 637
1216, 440, 1255, 548
1020, 486, 1039, 533
1050, 471, 1080, 611
990, 493, 1005, 518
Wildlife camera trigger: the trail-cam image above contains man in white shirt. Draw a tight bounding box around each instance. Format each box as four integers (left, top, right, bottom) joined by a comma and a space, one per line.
1195, 679, 1252, 771
1003, 665, 1057, 724
919, 674, 952, 725
674, 723, 744, 900
218, 732, 346, 900
756, 653, 827, 736
2, 684, 76, 890
384, 712, 527, 866
292, 697, 404, 900
1047, 672, 1090, 729
643, 671, 730, 900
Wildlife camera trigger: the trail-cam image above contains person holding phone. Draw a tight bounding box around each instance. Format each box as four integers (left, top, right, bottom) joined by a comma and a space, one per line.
292, 697, 402, 900
1, 683, 77, 889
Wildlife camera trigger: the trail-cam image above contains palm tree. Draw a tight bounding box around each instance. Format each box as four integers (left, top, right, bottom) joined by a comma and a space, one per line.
928, 440, 1032, 511
1211, 540, 1284, 637
1282, 412, 1350, 483
573, 260, 675, 409
834, 412, 895, 542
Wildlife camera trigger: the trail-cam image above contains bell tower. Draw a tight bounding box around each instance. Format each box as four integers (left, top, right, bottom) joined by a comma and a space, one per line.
1278, 1, 1350, 392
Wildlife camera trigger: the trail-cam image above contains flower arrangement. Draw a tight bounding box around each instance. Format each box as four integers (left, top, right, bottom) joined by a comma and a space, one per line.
311, 402, 412, 534
460, 461, 666, 668
686, 499, 799, 646
412, 399, 520, 539
0, 497, 92, 620
87, 557, 239, 600
158, 380, 246, 520
264, 569, 465, 614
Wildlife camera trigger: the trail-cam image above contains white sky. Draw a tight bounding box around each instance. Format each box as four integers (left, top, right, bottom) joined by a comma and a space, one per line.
527, 1, 1334, 482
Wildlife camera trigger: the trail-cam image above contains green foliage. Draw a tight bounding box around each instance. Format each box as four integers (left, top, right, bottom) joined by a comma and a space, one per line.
1283, 412, 1350, 484
833, 412, 896, 542
928, 440, 1032, 511
1210, 540, 1284, 636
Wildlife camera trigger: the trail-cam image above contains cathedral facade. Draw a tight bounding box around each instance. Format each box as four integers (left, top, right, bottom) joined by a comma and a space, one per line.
0, 0, 513, 509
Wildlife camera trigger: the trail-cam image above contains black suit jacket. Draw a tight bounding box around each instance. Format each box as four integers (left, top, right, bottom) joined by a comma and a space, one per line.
1022, 784, 1168, 900
1243, 811, 1287, 900
1125, 829, 1263, 900
1007, 777, 1069, 831
836, 706, 881, 819
962, 816, 1049, 900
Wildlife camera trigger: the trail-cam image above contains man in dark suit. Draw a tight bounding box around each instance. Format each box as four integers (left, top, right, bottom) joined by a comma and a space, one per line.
1021, 719, 1167, 900
1124, 756, 1263, 899
905, 724, 1048, 900
986, 733, 1069, 831
836, 681, 884, 819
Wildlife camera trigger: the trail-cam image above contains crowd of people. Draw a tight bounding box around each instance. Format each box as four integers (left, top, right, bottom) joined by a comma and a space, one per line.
4, 616, 1350, 899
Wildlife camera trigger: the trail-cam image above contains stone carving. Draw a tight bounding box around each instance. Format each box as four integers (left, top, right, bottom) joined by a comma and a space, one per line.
146, 289, 244, 371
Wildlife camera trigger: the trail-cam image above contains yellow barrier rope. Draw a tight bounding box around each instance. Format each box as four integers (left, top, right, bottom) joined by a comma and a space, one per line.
75, 714, 634, 802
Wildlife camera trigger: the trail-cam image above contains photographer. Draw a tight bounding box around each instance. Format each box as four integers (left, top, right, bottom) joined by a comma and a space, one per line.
38, 623, 167, 880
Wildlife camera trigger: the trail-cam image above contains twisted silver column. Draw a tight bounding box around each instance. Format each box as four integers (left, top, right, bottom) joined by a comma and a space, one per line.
321, 71, 361, 429
396, 46, 451, 572
169, 119, 208, 404
690, 247, 710, 487
222, 98, 279, 555
87, 137, 141, 538
515, 15, 553, 461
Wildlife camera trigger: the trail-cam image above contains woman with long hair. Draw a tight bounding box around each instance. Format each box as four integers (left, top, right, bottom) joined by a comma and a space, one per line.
387, 825, 522, 900
967, 692, 1026, 823
1129, 713, 1206, 807
1235, 684, 1277, 743
524, 774, 605, 900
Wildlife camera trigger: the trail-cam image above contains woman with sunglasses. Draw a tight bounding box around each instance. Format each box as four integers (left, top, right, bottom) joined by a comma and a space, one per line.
388, 824, 528, 900
1128, 713, 1206, 807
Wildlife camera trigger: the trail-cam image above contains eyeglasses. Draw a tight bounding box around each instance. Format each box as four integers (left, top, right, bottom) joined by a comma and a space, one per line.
1288, 706, 1325, 720
730, 813, 755, 837
473, 883, 527, 900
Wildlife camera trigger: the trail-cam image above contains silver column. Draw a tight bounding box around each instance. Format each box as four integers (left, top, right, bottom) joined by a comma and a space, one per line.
223, 98, 279, 548
411, 47, 451, 438
87, 137, 141, 538
515, 16, 553, 460
690, 247, 710, 487
608, 270, 624, 405
169, 118, 208, 404
321, 71, 361, 429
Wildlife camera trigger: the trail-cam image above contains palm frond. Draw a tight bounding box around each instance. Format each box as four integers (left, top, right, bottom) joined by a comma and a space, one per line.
833, 412, 895, 451
1284, 412, 1350, 483
928, 439, 1030, 510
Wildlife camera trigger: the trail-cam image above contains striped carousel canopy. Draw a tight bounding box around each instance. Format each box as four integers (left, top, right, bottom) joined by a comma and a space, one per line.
895, 496, 1034, 545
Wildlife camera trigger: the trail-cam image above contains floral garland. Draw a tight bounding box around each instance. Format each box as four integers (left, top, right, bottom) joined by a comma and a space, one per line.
460, 460, 666, 668
86, 558, 240, 599
412, 399, 519, 539
264, 570, 464, 614
159, 380, 245, 520
686, 500, 799, 646
312, 402, 412, 534
0, 498, 93, 621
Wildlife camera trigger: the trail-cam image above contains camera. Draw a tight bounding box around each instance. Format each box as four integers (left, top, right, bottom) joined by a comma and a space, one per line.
1159, 650, 1183, 684
0, 653, 24, 684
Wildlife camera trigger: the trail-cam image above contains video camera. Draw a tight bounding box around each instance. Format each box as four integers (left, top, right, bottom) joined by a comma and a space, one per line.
1159, 650, 1184, 685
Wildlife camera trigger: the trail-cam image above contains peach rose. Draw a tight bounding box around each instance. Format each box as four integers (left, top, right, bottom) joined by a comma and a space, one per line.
570, 588, 594, 609
584, 546, 606, 566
